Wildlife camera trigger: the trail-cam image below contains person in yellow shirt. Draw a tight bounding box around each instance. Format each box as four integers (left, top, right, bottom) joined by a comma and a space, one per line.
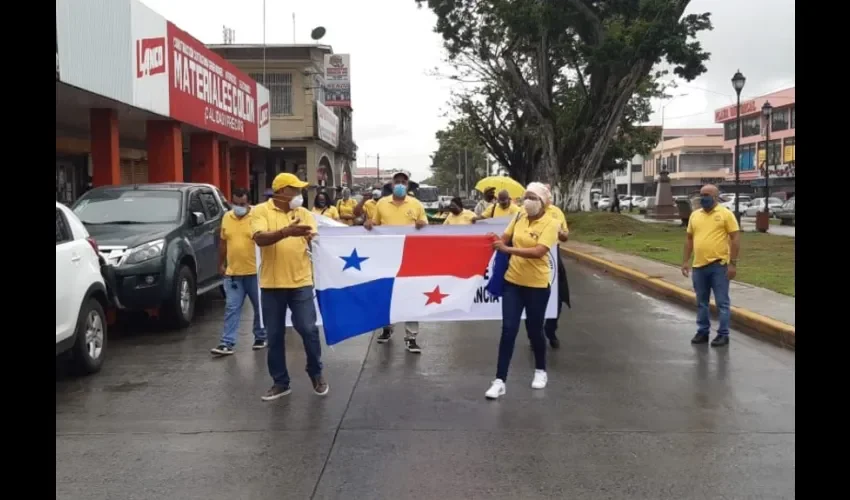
364, 169, 428, 353
682, 184, 740, 347
251, 173, 328, 401
336, 187, 357, 225
210, 187, 266, 356
475, 189, 521, 220
485, 182, 559, 399
442, 197, 476, 225
540, 199, 570, 349
354, 189, 382, 224
311, 191, 340, 221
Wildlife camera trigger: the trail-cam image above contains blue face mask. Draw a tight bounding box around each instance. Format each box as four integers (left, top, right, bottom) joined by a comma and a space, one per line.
393, 184, 407, 197
700, 196, 715, 211
233, 206, 249, 217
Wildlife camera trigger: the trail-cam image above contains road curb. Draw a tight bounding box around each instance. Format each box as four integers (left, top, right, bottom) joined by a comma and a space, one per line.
559, 246, 795, 348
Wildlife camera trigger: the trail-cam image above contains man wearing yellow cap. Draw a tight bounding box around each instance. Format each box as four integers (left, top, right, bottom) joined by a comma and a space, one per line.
251, 173, 327, 401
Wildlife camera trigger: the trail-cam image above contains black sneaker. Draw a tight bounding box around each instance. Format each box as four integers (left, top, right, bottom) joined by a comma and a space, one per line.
311, 376, 329, 396
710, 335, 730, 347
405, 339, 422, 354
252, 339, 267, 350
261, 384, 292, 401
690, 333, 710, 344
377, 327, 393, 343
211, 344, 234, 356
548, 336, 561, 349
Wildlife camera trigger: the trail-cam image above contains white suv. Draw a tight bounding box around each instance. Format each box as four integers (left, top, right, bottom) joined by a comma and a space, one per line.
56, 202, 109, 375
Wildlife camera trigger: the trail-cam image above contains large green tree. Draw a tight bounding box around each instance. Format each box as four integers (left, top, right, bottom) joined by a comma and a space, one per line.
425, 119, 491, 195
417, 0, 711, 194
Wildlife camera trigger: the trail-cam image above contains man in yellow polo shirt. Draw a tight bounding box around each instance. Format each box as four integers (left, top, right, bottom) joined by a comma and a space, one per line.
211, 187, 266, 356
475, 189, 521, 220
251, 173, 328, 401
354, 189, 382, 224
364, 170, 428, 353
682, 184, 741, 347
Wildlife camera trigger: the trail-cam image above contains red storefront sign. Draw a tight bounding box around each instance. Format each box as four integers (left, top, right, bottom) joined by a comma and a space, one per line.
714, 100, 757, 122
136, 37, 166, 78
166, 22, 259, 145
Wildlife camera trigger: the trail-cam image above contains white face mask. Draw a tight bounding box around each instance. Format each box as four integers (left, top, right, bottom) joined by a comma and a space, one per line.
524, 199, 543, 216
288, 195, 304, 209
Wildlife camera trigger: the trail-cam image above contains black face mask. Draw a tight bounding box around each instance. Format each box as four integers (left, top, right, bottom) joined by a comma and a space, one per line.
315, 199, 327, 208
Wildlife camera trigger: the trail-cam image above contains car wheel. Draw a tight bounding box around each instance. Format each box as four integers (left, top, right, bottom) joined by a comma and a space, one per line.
164, 265, 196, 328
69, 298, 107, 375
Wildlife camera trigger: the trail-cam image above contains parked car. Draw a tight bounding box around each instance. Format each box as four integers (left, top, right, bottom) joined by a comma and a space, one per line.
744, 197, 784, 218
597, 196, 612, 210
56, 202, 109, 375
635, 196, 653, 210
438, 195, 454, 209
720, 194, 752, 212
71, 183, 229, 328
775, 198, 795, 225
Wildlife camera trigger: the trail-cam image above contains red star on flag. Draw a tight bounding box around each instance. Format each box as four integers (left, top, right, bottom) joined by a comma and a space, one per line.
423, 286, 450, 305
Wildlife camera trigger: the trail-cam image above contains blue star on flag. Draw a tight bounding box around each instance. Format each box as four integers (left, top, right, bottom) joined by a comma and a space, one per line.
340, 248, 369, 271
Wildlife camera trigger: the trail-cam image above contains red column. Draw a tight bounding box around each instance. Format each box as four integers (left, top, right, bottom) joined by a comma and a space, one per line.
218, 141, 231, 196
190, 133, 220, 186
90, 109, 120, 186
146, 120, 183, 183
232, 147, 250, 191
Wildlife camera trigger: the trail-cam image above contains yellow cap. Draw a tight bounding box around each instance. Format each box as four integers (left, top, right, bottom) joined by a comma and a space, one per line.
271, 172, 308, 192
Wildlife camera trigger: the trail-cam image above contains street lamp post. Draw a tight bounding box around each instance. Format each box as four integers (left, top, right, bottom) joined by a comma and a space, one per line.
731, 70, 746, 222
756, 101, 773, 233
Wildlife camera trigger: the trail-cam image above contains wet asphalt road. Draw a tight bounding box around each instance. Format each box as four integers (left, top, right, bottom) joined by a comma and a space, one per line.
56, 259, 795, 500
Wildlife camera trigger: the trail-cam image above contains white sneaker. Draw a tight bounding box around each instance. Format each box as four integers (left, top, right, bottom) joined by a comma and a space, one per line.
531, 370, 548, 389
485, 379, 506, 399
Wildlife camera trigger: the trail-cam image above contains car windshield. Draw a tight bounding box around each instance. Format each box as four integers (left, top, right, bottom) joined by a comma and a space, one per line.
782, 199, 795, 208
768, 197, 783, 205
417, 188, 439, 202
73, 190, 182, 224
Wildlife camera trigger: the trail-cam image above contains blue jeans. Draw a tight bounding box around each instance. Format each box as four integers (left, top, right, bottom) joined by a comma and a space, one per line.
220, 275, 265, 347
692, 261, 731, 336
497, 282, 550, 381
262, 286, 323, 387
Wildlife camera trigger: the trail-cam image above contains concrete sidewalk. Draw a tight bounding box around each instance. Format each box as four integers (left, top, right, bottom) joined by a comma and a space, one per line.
561, 241, 795, 347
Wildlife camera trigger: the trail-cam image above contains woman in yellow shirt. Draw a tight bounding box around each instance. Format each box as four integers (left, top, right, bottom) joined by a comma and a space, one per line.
336, 188, 357, 226
311, 192, 340, 221
442, 197, 476, 225
485, 182, 559, 400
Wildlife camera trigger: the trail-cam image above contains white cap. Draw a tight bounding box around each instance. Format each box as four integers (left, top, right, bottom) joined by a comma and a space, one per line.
391, 169, 411, 181
372, 189, 382, 197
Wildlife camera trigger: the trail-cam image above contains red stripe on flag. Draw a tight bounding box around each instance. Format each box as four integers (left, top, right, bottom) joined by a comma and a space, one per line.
396, 235, 495, 279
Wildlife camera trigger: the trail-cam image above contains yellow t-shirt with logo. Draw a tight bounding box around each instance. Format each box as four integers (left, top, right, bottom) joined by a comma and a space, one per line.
483, 202, 521, 219
312, 205, 340, 221
336, 199, 357, 226
220, 210, 257, 276
503, 214, 559, 288
373, 196, 428, 226
442, 209, 476, 225
363, 199, 379, 221
687, 205, 740, 268
250, 200, 317, 289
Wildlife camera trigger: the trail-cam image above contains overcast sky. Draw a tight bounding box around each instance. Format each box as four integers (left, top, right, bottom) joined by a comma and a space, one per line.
141, 0, 795, 181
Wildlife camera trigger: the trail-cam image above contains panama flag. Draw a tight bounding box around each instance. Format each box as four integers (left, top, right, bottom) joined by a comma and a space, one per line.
313, 234, 496, 345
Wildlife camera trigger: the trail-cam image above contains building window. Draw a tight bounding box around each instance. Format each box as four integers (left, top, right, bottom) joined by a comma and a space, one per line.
768, 139, 782, 165
724, 121, 737, 141
790, 106, 795, 129
772, 108, 789, 132
249, 72, 294, 116
668, 155, 677, 173
738, 144, 756, 172
741, 116, 761, 137
783, 137, 795, 163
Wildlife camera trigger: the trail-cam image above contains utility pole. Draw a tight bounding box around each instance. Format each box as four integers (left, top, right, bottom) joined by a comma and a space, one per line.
376, 153, 381, 187
464, 148, 469, 195
457, 152, 462, 196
